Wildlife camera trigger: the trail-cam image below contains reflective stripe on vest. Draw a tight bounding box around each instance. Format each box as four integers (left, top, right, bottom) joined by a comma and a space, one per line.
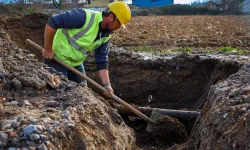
62, 12, 96, 55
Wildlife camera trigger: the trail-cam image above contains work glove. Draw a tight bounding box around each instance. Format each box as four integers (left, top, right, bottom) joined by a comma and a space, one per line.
103, 82, 114, 98
42, 49, 54, 59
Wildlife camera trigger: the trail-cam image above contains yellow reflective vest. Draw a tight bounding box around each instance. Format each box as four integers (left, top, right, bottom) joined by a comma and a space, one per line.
52, 9, 111, 67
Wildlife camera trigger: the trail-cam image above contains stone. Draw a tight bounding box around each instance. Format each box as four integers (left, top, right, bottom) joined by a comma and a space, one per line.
46, 101, 59, 107
36, 143, 48, 150
29, 133, 40, 142
25, 141, 36, 146
23, 125, 44, 136
1, 120, 15, 130
66, 123, 75, 129
0, 57, 6, 74
0, 131, 8, 147
11, 78, 22, 89
40, 134, 47, 142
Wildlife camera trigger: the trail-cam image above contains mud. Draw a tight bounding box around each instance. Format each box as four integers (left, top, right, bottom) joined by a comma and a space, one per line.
0, 13, 249, 150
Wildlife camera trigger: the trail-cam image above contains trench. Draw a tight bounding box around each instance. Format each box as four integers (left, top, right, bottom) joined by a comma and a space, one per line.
2, 13, 245, 149
86, 50, 242, 149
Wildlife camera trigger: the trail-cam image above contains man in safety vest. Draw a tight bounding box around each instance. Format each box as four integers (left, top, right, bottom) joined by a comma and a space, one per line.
42, 1, 131, 97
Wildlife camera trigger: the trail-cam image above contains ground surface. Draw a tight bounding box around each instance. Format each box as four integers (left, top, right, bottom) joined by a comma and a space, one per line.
0, 13, 250, 150
2, 14, 250, 54
112, 15, 250, 53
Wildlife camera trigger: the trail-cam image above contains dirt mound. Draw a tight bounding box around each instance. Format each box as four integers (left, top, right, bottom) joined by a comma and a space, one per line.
3, 13, 49, 61
151, 115, 188, 144
0, 34, 136, 149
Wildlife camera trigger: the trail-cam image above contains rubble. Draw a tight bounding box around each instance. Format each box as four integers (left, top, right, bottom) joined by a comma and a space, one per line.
0, 31, 136, 149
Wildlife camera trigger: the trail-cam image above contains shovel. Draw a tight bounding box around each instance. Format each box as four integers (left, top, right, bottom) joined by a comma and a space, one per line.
25, 39, 158, 125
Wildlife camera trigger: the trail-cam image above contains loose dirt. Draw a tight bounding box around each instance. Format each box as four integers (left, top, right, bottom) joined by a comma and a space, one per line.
112, 15, 250, 52
0, 13, 249, 150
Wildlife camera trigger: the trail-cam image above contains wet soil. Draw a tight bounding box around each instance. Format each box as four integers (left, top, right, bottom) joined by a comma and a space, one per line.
0, 13, 249, 150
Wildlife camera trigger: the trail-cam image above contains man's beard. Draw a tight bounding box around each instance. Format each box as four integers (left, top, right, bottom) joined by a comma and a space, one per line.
102, 24, 114, 34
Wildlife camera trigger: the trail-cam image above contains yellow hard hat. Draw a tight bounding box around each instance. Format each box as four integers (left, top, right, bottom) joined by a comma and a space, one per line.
108, 1, 131, 27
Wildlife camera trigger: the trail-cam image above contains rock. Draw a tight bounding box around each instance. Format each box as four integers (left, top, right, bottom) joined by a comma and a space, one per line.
40, 134, 47, 142
1, 120, 15, 130
15, 54, 23, 60
50, 121, 60, 126
12, 66, 22, 72
10, 138, 20, 147
13, 93, 21, 101
0, 131, 8, 147
13, 121, 21, 130
46, 101, 59, 107
10, 101, 19, 105
0, 73, 5, 79
23, 125, 44, 136
25, 141, 36, 146
229, 89, 242, 97
40, 113, 46, 118
45, 108, 57, 113
37, 143, 48, 150
77, 140, 86, 150
11, 78, 22, 89
9, 131, 17, 138
19, 77, 46, 90
29, 133, 40, 142
0, 57, 6, 74
20, 118, 29, 125
27, 54, 35, 58
56, 129, 66, 139
23, 100, 32, 106
66, 123, 75, 129
3, 82, 11, 91
47, 128, 56, 136
45, 141, 53, 149
19, 132, 24, 137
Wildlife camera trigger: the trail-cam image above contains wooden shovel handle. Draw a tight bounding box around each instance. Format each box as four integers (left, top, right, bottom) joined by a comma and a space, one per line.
26, 39, 157, 124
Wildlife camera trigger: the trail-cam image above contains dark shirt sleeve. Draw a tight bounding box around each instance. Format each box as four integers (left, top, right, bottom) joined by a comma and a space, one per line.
47, 8, 87, 29
95, 40, 110, 71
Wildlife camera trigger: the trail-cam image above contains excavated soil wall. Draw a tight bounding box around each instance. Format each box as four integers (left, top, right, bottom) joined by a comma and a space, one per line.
85, 46, 241, 110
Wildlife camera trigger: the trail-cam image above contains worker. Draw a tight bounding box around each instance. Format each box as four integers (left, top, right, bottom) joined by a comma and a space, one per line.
42, 1, 131, 97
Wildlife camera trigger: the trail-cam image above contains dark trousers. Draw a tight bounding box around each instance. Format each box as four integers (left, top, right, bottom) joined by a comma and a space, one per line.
45, 59, 87, 85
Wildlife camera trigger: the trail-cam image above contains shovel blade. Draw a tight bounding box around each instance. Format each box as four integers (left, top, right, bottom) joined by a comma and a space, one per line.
146, 110, 164, 132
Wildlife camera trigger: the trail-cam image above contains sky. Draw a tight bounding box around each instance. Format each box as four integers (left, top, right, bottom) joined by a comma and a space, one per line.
174, 0, 194, 4
0, 0, 197, 5
123, 0, 196, 5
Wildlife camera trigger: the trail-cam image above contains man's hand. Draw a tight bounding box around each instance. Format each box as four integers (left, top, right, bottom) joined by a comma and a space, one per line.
103, 83, 114, 98
98, 69, 114, 98
42, 49, 54, 59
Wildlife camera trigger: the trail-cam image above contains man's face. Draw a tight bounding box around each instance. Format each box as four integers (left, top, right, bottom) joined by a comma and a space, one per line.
106, 14, 121, 34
